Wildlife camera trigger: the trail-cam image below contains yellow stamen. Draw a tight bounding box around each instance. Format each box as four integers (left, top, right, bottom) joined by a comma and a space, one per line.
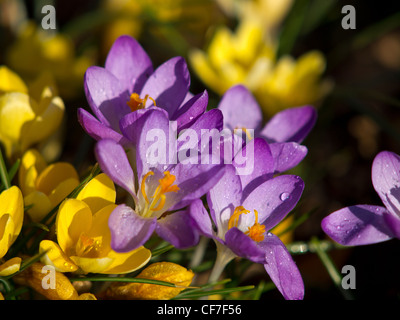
127, 93, 156, 112
140, 171, 180, 217
76, 233, 102, 258
141, 171, 155, 203
234, 127, 253, 140
228, 207, 265, 242
228, 206, 250, 229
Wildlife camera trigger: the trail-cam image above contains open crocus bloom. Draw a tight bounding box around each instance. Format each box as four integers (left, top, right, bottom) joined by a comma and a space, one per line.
78, 35, 208, 145
39, 173, 151, 274
18, 149, 80, 222
322, 151, 400, 246
217, 84, 317, 173
95, 107, 226, 252
190, 164, 305, 300
0, 187, 24, 276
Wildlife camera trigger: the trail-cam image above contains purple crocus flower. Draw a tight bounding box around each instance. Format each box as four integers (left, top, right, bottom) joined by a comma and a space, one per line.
78, 35, 207, 144
95, 107, 226, 252
322, 151, 400, 246
190, 160, 305, 300
217, 85, 317, 173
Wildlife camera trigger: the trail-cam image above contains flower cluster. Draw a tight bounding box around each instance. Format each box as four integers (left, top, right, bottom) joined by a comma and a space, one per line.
77, 35, 317, 300
0, 0, 397, 302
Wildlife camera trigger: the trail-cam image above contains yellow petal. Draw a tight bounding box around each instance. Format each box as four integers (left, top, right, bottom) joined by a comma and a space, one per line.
19, 149, 47, 195
0, 186, 24, 243
20, 95, 65, 151
56, 199, 92, 255
0, 257, 21, 276
103, 246, 152, 274
77, 293, 97, 300
69, 255, 113, 274
35, 162, 79, 196
39, 240, 78, 273
24, 191, 53, 222
0, 92, 35, 142
0, 66, 28, 94
77, 173, 116, 214
47, 177, 80, 207
28, 71, 58, 103
13, 261, 79, 300
189, 50, 228, 94
0, 214, 14, 259
104, 262, 194, 300
85, 204, 117, 255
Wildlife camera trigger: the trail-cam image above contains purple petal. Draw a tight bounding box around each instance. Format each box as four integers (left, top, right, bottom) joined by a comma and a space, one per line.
168, 161, 226, 210
321, 205, 395, 246
131, 108, 171, 179
371, 151, 400, 217
84, 66, 131, 130
189, 199, 214, 238
95, 139, 136, 200
260, 105, 317, 143
383, 212, 400, 239
156, 209, 200, 248
171, 90, 208, 131
109, 204, 157, 252
105, 35, 153, 94
261, 233, 304, 300
234, 138, 274, 194
77, 108, 126, 144
218, 85, 262, 132
140, 57, 190, 117
225, 227, 266, 263
178, 109, 223, 156
269, 142, 308, 174
206, 165, 242, 234
242, 175, 304, 231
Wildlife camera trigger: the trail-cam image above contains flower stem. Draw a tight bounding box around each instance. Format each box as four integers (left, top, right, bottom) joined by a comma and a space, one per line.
0, 149, 10, 189
208, 242, 236, 284
189, 237, 209, 269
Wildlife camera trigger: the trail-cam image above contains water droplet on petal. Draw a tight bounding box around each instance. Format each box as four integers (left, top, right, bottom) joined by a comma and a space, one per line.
280, 192, 290, 201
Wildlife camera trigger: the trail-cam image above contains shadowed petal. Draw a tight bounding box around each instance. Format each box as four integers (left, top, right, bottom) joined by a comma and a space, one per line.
225, 227, 266, 263
140, 57, 190, 117
77, 108, 126, 144
109, 204, 157, 252
234, 138, 274, 195
260, 105, 317, 143
95, 139, 136, 200
156, 210, 199, 248
172, 90, 208, 131
168, 161, 226, 210
206, 165, 241, 235
261, 233, 304, 300
321, 205, 395, 246
189, 199, 214, 238
371, 151, 400, 217
105, 35, 153, 94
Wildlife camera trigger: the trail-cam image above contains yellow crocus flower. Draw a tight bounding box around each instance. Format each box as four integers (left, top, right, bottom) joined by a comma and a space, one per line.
39, 173, 151, 274
18, 149, 79, 223
190, 18, 332, 117
0, 186, 24, 276
5, 22, 94, 99
104, 262, 194, 300
12, 261, 97, 300
0, 66, 64, 159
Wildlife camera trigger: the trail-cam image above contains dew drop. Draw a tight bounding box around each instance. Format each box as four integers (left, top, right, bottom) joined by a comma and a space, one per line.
280, 192, 290, 201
